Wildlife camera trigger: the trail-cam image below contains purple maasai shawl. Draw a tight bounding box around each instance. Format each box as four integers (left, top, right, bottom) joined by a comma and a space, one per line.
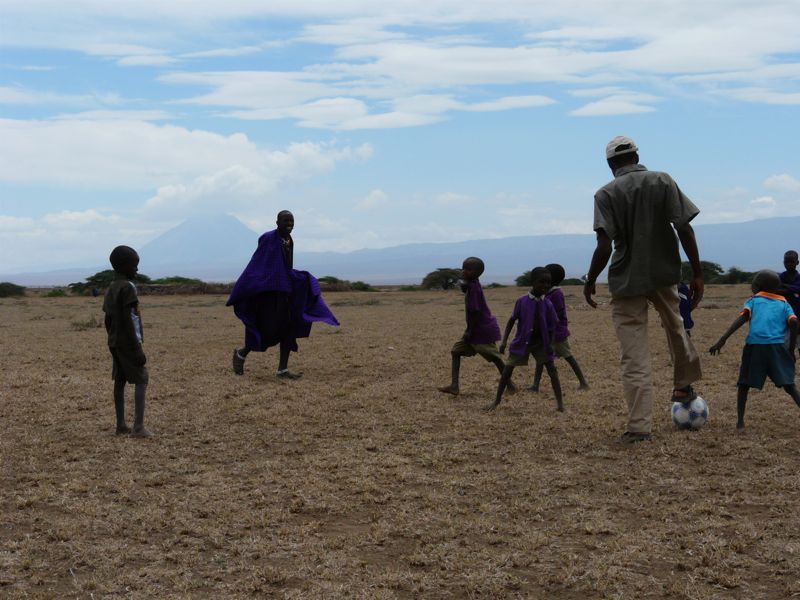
780, 270, 800, 316
226, 229, 339, 351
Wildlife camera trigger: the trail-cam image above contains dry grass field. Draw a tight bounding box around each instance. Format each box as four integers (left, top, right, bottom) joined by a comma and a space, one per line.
3, 284, 800, 599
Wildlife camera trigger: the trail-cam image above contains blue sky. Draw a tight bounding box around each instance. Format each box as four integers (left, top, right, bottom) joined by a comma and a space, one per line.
2, 0, 800, 272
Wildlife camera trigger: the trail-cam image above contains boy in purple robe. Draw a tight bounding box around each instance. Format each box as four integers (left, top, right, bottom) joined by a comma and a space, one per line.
438, 257, 516, 396
779, 250, 800, 317
530, 263, 589, 392
227, 210, 339, 378
486, 267, 563, 412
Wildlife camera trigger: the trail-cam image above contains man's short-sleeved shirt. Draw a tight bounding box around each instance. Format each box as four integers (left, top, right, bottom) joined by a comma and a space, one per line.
741, 291, 797, 345
103, 275, 140, 348
464, 280, 501, 344
593, 164, 699, 297
508, 294, 557, 356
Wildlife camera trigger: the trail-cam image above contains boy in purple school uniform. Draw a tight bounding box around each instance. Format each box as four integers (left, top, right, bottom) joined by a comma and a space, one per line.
438, 257, 516, 395
486, 267, 563, 412
779, 250, 800, 317
530, 263, 589, 392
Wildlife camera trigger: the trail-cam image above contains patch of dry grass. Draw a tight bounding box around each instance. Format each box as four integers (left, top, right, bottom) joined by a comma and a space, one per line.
2, 285, 800, 598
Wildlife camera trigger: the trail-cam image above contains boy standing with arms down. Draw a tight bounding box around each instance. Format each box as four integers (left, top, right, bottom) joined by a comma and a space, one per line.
584, 135, 703, 443
438, 257, 515, 396
486, 267, 563, 412
709, 270, 800, 429
103, 245, 152, 437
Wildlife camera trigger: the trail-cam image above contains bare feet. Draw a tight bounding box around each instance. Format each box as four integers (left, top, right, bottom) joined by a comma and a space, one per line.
578, 383, 590, 391
483, 400, 500, 412
115, 425, 131, 435
528, 385, 539, 393
131, 426, 153, 438
506, 382, 518, 395
276, 370, 302, 380
437, 385, 459, 396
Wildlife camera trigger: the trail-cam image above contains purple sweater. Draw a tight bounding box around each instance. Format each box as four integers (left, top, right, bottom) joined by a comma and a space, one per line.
508, 293, 557, 361
545, 286, 570, 342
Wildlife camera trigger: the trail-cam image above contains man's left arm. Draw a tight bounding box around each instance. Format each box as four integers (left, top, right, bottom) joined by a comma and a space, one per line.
676, 223, 703, 308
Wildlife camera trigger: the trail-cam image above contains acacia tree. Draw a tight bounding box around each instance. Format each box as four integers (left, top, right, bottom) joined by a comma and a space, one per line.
421, 268, 462, 290
69, 270, 151, 294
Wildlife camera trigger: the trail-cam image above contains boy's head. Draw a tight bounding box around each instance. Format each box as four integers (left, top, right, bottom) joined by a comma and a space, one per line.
276, 210, 294, 238
109, 245, 139, 278
605, 135, 639, 173
545, 263, 565, 286
461, 257, 485, 281
784, 250, 798, 272
529, 266, 552, 297
752, 269, 780, 295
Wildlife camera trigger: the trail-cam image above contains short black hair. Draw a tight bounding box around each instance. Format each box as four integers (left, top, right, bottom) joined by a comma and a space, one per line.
463, 256, 485, 276
277, 210, 293, 219
530, 266, 550, 283
607, 151, 639, 172
785, 250, 798, 259
752, 269, 780, 293
545, 263, 565, 286
109, 245, 138, 272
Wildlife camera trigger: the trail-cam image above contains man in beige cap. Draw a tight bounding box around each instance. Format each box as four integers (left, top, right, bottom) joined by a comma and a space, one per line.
584, 136, 704, 443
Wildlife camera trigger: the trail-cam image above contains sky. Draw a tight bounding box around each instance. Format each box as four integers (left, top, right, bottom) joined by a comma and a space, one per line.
1, 0, 800, 273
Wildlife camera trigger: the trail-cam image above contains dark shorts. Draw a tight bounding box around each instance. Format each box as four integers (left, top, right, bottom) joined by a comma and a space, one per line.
506, 338, 552, 367
451, 339, 503, 362
110, 347, 149, 385
738, 343, 795, 389
553, 338, 572, 359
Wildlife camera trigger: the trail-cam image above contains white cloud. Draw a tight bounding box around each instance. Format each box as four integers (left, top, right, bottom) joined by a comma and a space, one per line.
356, 189, 389, 210
750, 195, 776, 217
54, 109, 173, 121
42, 209, 119, 228
0, 118, 369, 190
181, 45, 266, 59
764, 174, 800, 193
434, 192, 472, 205
0, 215, 36, 231
571, 92, 659, 116
117, 54, 177, 67
722, 87, 800, 105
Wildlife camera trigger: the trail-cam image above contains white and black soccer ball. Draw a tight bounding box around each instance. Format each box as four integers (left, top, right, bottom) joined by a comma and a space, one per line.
671, 396, 709, 430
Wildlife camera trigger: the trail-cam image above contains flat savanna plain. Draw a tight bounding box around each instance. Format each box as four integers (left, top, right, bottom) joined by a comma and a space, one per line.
2, 285, 800, 599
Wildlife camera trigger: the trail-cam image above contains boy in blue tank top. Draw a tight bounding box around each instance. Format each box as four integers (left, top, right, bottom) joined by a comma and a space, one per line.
709, 270, 800, 429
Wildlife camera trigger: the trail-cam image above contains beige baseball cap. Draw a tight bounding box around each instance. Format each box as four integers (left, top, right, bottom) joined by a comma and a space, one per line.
605, 135, 638, 159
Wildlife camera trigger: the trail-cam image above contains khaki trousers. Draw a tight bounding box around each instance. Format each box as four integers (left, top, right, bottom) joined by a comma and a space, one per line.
611, 285, 702, 434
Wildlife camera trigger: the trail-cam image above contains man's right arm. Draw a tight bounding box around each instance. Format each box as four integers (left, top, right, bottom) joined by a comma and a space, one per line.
676, 223, 704, 308
584, 229, 612, 308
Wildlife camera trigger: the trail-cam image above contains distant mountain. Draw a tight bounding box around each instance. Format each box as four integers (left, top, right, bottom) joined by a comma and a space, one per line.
4, 214, 800, 285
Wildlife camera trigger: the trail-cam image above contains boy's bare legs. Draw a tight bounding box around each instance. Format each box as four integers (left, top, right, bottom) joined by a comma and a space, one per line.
736, 385, 749, 429
544, 361, 564, 412
438, 354, 461, 395
113, 378, 130, 434
530, 362, 544, 392
132, 383, 152, 437
485, 365, 515, 411
783, 384, 800, 408
565, 356, 589, 389
489, 356, 516, 394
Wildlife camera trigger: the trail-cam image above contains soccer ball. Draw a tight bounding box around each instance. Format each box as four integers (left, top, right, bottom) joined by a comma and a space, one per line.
671, 396, 709, 430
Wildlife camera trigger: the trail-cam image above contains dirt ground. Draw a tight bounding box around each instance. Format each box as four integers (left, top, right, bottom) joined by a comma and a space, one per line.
2, 284, 800, 599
